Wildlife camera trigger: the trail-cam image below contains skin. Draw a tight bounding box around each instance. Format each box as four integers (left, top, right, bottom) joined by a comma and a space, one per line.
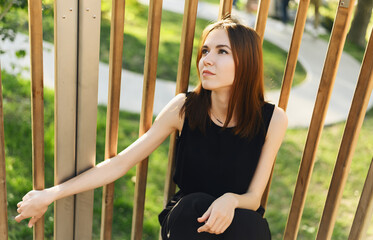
16, 29, 288, 236
199, 29, 236, 126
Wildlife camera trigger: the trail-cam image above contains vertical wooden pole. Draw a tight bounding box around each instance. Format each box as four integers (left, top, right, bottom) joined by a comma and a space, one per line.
163, 0, 198, 210
278, 0, 310, 111
0, 65, 8, 240
348, 157, 373, 240
255, 0, 271, 43
74, 0, 101, 239
218, 0, 233, 20
260, 0, 310, 208
28, 0, 45, 239
316, 28, 373, 240
54, 0, 78, 239
100, 0, 125, 239
131, 0, 163, 239
283, 0, 356, 239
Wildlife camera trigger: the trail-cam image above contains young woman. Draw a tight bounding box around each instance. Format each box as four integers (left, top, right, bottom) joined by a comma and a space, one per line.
16, 17, 287, 239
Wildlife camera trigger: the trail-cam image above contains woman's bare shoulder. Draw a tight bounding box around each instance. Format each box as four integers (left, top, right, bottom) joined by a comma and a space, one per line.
268, 106, 288, 134
273, 106, 287, 124
153, 93, 187, 132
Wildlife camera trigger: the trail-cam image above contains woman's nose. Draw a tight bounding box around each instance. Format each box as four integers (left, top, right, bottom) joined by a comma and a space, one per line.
202, 53, 214, 65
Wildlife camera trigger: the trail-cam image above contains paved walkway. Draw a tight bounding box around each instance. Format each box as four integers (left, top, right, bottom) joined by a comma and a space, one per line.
1, 0, 371, 128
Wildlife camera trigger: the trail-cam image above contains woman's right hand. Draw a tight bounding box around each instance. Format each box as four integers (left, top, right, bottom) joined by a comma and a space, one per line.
15, 189, 55, 228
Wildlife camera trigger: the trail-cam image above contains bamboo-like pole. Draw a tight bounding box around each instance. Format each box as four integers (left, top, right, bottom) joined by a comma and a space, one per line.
260, 0, 310, 209
0, 65, 8, 240
316, 27, 373, 240
348, 157, 373, 240
28, 0, 45, 239
100, 0, 125, 239
163, 0, 198, 211
283, 0, 356, 238
218, 0, 233, 20
255, 0, 271, 43
131, 0, 163, 239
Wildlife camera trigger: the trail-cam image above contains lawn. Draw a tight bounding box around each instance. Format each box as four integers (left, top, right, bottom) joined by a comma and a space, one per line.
2, 70, 372, 239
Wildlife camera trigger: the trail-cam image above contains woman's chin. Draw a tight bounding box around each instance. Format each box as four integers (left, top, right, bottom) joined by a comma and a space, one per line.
201, 81, 214, 91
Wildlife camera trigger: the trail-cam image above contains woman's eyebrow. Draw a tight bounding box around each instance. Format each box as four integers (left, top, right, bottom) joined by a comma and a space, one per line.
202, 44, 231, 49
216, 44, 231, 49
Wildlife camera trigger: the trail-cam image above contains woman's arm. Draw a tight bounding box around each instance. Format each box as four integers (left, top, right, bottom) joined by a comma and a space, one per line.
15, 93, 186, 227
231, 106, 288, 210
198, 106, 288, 234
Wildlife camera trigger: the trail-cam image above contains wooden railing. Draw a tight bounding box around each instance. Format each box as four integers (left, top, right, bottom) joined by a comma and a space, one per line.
0, 64, 8, 240
0, 0, 372, 239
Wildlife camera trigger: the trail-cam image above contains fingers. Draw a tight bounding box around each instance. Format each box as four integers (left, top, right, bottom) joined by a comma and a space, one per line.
15, 214, 25, 223
22, 194, 29, 201
198, 219, 227, 234
197, 210, 231, 234
197, 206, 212, 223
28, 216, 39, 228
17, 201, 23, 208
212, 218, 228, 234
197, 215, 217, 233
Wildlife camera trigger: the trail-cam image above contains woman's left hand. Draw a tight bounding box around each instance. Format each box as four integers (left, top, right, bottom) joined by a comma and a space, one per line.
197, 193, 238, 234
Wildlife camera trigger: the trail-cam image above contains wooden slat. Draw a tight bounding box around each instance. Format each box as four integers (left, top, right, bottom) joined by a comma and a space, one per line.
131, 0, 163, 239
74, 0, 101, 239
261, 0, 310, 209
100, 0, 125, 239
254, 0, 271, 43
28, 0, 45, 239
162, 0, 198, 211
218, 0, 233, 20
316, 27, 373, 240
348, 157, 373, 240
283, 0, 356, 238
54, 0, 78, 238
0, 65, 8, 240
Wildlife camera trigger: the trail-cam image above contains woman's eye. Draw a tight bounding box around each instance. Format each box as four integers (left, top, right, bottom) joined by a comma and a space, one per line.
201, 49, 209, 55
219, 49, 228, 54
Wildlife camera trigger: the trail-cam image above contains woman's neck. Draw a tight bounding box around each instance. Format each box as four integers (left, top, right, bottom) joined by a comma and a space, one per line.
210, 91, 236, 127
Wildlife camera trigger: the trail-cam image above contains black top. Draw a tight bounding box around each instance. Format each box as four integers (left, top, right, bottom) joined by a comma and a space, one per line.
173, 102, 275, 198
158, 102, 275, 224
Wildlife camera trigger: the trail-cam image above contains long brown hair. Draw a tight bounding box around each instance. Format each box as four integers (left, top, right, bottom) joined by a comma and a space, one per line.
181, 16, 266, 139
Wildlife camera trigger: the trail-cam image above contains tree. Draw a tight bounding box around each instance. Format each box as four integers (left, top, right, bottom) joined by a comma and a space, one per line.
0, 0, 27, 41
347, 0, 373, 47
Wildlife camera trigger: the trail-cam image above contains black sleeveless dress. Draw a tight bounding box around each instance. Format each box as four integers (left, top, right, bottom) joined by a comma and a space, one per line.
159, 102, 275, 224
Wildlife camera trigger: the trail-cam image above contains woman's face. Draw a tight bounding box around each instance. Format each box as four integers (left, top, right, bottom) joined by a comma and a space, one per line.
198, 29, 235, 92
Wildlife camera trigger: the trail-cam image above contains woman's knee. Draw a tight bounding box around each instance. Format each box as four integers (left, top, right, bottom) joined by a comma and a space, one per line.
163, 192, 217, 240
179, 192, 216, 214
223, 209, 271, 239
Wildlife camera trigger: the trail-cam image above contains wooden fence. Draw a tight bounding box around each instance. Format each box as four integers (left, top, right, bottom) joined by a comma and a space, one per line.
0, 0, 372, 239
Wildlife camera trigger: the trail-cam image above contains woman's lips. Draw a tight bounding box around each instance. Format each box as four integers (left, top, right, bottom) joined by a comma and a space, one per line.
202, 70, 215, 76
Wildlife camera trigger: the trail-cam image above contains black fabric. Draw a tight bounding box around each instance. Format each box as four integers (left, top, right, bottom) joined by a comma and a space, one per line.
159, 101, 275, 239
173, 102, 275, 198
160, 192, 271, 240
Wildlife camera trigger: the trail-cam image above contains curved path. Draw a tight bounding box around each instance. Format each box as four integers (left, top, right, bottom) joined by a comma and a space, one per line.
1, 0, 371, 128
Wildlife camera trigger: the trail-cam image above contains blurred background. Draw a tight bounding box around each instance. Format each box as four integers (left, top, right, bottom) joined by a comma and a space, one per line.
0, 0, 372, 239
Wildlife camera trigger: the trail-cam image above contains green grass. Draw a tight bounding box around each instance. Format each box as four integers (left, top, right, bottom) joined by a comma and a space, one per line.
3, 70, 373, 239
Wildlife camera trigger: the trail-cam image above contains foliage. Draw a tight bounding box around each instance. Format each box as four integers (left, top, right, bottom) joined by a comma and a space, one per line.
0, 0, 28, 41
3, 68, 373, 239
